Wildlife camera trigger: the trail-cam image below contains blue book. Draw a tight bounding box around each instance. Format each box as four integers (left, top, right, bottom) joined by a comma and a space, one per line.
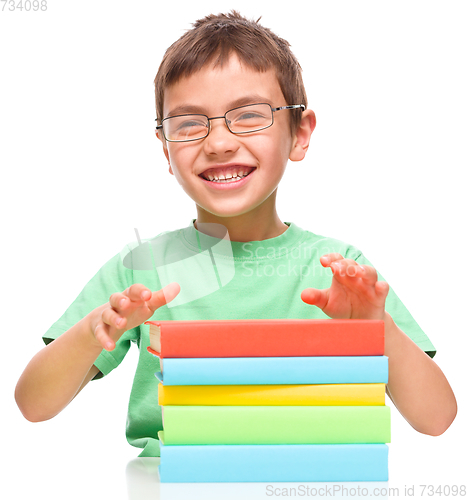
153, 356, 388, 385
158, 431, 389, 482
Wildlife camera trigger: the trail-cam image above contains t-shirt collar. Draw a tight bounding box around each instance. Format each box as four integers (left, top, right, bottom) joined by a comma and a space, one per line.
181, 219, 305, 260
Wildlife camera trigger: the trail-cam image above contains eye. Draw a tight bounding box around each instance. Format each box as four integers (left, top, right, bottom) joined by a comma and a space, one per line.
176, 118, 207, 130
237, 111, 264, 121
166, 115, 209, 140
228, 107, 270, 132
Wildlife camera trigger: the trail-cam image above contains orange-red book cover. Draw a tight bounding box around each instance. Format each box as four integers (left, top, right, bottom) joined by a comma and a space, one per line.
145, 319, 384, 358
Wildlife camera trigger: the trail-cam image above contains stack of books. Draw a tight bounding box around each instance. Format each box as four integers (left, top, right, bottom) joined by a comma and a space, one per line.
146, 319, 390, 483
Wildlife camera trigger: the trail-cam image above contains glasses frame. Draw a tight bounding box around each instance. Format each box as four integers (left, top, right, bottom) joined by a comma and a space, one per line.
155, 103, 305, 143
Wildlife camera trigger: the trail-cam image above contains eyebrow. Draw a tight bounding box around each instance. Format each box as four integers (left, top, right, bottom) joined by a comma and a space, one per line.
166, 94, 274, 117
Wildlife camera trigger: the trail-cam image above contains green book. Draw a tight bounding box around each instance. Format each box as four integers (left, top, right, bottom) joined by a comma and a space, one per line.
162, 405, 391, 445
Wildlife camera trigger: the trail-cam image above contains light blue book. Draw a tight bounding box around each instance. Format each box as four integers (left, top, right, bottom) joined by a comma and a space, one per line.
153, 356, 388, 385
158, 431, 389, 482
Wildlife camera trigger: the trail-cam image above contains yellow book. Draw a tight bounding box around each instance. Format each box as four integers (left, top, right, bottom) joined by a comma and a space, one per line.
158, 382, 385, 406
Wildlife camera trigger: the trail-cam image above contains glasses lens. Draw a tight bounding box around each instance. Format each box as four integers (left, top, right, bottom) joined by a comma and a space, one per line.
163, 115, 209, 142
226, 104, 273, 134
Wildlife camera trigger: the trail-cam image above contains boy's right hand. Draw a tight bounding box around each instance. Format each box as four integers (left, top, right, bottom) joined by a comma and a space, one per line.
88, 282, 180, 351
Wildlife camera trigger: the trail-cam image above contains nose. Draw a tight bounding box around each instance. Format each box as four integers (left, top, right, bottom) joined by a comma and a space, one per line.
202, 117, 240, 156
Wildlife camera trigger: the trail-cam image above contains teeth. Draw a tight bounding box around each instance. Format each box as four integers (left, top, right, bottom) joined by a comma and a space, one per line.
202, 169, 253, 182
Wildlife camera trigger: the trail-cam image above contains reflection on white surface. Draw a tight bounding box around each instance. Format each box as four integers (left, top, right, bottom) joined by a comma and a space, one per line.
126, 458, 161, 500
125, 458, 390, 500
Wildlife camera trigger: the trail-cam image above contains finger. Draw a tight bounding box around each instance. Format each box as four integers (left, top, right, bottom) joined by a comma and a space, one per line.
320, 253, 344, 267
332, 262, 389, 302
147, 282, 181, 312
101, 307, 127, 330
301, 288, 329, 311
329, 258, 360, 278
93, 321, 115, 351
375, 280, 390, 298
124, 284, 153, 302
356, 264, 379, 285
330, 261, 381, 298
109, 285, 152, 312
109, 292, 129, 311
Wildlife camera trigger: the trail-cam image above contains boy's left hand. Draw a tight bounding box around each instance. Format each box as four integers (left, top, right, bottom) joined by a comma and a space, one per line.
301, 253, 389, 320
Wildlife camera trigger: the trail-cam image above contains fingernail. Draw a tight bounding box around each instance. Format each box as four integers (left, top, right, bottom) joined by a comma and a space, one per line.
141, 290, 150, 300
348, 265, 357, 276
119, 298, 126, 307
116, 317, 122, 326
106, 342, 113, 350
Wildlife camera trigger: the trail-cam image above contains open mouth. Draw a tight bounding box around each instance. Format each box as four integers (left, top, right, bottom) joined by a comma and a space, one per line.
199, 166, 256, 183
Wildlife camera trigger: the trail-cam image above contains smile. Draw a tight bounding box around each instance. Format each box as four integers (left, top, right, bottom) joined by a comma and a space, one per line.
199, 167, 256, 190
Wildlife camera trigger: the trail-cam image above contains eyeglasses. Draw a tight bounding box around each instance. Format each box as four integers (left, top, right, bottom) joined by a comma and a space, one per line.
155, 103, 305, 143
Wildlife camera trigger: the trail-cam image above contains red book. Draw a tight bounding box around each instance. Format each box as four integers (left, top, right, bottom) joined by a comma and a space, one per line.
145, 319, 384, 358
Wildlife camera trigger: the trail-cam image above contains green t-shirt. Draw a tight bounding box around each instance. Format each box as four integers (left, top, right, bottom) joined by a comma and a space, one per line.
42, 220, 436, 457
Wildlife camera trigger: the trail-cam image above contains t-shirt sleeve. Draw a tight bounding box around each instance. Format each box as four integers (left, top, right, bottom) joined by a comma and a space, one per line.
346, 248, 436, 358
42, 250, 138, 378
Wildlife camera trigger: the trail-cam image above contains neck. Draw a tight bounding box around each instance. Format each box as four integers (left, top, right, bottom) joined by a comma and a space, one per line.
194, 203, 288, 242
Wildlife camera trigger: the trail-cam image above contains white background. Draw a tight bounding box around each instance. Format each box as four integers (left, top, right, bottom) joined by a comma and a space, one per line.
1, 1, 467, 498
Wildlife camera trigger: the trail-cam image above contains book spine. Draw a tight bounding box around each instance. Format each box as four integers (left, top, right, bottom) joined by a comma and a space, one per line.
162, 405, 391, 445
158, 437, 389, 483
148, 319, 385, 358
156, 356, 388, 385
158, 382, 386, 406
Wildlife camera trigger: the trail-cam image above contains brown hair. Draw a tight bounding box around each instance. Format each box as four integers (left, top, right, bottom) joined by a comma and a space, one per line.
154, 11, 307, 135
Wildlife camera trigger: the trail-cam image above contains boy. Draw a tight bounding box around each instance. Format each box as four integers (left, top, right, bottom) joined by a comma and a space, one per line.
15, 11, 456, 458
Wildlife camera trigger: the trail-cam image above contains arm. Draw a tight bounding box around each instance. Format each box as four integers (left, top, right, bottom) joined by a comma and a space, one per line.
301, 253, 457, 436
384, 312, 457, 435
15, 314, 104, 422
15, 282, 180, 423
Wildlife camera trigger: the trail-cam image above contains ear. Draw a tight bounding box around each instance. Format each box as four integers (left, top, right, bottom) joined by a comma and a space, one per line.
156, 128, 174, 175
289, 109, 316, 162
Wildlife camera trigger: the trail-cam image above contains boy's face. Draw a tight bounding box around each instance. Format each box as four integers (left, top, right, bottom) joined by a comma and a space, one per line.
157, 54, 313, 220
